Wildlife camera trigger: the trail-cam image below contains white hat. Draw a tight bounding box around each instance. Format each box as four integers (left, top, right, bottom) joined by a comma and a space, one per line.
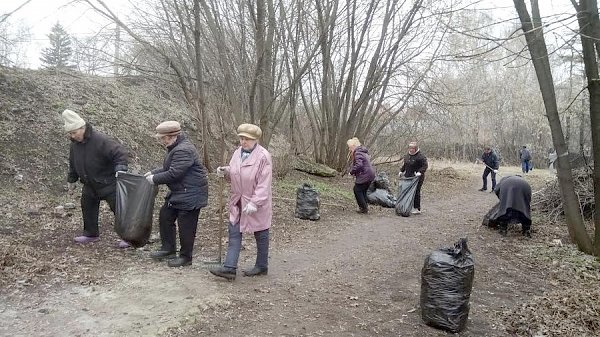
62, 109, 86, 132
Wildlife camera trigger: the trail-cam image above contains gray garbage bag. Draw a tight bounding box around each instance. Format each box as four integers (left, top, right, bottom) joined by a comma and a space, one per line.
115, 172, 159, 247
395, 176, 420, 217
420, 238, 474, 333
295, 183, 320, 220
367, 189, 396, 208
368, 172, 392, 193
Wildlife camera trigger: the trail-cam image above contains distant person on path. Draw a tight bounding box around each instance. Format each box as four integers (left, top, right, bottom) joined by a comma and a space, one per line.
399, 141, 428, 214
478, 146, 499, 192
62, 109, 130, 247
347, 137, 376, 214
146, 121, 209, 267
210, 123, 273, 280
491, 175, 532, 237
519, 145, 532, 173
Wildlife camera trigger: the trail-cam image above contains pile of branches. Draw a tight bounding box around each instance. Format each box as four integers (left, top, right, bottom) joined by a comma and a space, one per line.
532, 168, 595, 221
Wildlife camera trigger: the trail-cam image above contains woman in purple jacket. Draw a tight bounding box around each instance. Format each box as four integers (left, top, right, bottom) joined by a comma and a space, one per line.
347, 137, 376, 214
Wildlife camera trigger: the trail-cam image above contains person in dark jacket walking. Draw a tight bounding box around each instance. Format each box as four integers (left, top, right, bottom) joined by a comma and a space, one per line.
491, 175, 532, 237
399, 141, 428, 214
146, 121, 209, 267
519, 145, 532, 173
62, 109, 130, 247
478, 146, 499, 192
347, 137, 376, 214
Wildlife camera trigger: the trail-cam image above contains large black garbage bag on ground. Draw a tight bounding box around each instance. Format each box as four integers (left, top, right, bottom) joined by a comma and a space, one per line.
367, 189, 396, 208
115, 172, 159, 247
395, 176, 420, 217
295, 183, 320, 220
368, 172, 392, 193
420, 238, 475, 333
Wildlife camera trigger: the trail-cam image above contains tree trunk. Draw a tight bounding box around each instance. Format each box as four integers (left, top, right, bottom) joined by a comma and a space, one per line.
513, 0, 593, 253
573, 0, 600, 255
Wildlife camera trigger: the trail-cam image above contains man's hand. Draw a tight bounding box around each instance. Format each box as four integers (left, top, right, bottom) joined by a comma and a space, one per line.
144, 171, 152, 177
146, 174, 154, 184
398, 171, 404, 178
115, 171, 127, 177
493, 169, 498, 174
216, 166, 228, 178
415, 172, 422, 177
243, 202, 257, 215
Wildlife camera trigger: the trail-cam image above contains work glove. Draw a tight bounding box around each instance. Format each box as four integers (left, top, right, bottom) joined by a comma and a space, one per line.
115, 170, 127, 177
146, 174, 154, 184
144, 171, 152, 177
493, 169, 498, 174
415, 172, 422, 177
398, 171, 404, 178
216, 166, 228, 178
243, 202, 257, 215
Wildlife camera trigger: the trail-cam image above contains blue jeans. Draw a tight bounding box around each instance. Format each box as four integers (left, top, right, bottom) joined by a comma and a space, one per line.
521, 160, 530, 173
224, 222, 270, 270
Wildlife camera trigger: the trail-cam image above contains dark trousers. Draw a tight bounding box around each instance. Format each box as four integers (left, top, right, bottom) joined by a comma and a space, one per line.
414, 176, 425, 210
353, 182, 371, 211
482, 167, 497, 190
158, 203, 201, 259
224, 222, 270, 270
498, 209, 531, 232
81, 185, 116, 237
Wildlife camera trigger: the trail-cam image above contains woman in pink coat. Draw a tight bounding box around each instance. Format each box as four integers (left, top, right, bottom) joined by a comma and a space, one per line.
209, 123, 273, 280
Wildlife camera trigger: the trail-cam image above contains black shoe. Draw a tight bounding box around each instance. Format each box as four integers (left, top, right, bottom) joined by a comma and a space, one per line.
499, 228, 507, 237
478, 188, 487, 191
168, 256, 192, 267
489, 190, 495, 193
209, 266, 237, 280
150, 250, 176, 260
355, 209, 368, 214
243, 266, 268, 277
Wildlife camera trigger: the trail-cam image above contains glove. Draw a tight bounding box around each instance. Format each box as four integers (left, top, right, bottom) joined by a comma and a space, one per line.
415, 172, 422, 177
398, 171, 404, 178
115, 171, 127, 177
146, 174, 154, 184
493, 169, 498, 174
216, 166, 228, 178
144, 171, 152, 177
243, 202, 257, 215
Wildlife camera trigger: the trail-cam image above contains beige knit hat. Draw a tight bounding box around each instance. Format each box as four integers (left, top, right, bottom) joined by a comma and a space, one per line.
62, 109, 86, 132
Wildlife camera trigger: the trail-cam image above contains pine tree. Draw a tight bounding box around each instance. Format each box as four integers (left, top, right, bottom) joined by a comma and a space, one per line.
40, 22, 73, 69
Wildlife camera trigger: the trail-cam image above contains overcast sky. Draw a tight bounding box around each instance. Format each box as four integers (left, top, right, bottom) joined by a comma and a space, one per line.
0, 0, 579, 69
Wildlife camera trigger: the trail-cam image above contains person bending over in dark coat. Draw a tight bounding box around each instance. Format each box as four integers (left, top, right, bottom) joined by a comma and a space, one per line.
62, 109, 130, 248
347, 137, 376, 214
492, 175, 532, 237
399, 141, 428, 214
146, 121, 209, 267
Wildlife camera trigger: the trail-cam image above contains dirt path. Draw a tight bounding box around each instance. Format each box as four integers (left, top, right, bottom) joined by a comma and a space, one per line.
0, 173, 553, 336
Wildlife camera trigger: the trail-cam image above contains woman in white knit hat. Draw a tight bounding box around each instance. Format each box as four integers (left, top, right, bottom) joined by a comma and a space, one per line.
62, 109, 130, 247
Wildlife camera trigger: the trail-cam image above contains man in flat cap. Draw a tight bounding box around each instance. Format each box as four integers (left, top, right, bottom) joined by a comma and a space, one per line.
61, 109, 129, 247
146, 121, 209, 267
210, 123, 273, 280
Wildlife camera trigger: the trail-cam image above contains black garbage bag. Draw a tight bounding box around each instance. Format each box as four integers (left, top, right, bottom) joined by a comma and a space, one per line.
482, 202, 501, 228
115, 172, 159, 247
420, 238, 475, 333
395, 176, 420, 217
371, 172, 392, 193
367, 189, 396, 208
295, 183, 320, 220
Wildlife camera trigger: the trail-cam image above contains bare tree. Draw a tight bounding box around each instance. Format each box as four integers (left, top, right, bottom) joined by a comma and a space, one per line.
513, 0, 593, 253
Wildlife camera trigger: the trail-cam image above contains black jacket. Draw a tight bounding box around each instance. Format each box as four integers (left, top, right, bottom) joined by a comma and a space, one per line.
152, 134, 208, 210
401, 150, 428, 178
481, 151, 499, 170
68, 124, 128, 196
